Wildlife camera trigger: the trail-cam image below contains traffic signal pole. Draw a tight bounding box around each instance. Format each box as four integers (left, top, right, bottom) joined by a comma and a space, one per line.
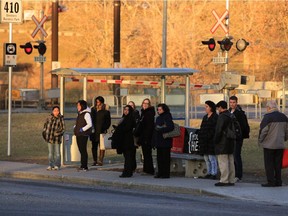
224, 0, 230, 101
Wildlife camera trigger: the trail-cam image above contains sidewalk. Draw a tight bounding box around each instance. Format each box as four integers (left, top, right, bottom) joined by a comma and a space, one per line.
0, 161, 287, 205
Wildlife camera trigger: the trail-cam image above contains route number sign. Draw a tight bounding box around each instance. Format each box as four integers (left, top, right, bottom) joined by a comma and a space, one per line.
1, 0, 22, 23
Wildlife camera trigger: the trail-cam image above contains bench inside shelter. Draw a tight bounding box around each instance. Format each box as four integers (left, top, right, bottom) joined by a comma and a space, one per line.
170, 126, 206, 178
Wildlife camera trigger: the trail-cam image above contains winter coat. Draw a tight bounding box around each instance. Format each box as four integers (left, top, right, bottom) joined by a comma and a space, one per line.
214, 110, 235, 155
74, 107, 93, 136
90, 104, 111, 142
229, 105, 250, 139
112, 111, 136, 154
198, 112, 218, 155
153, 111, 174, 149
43, 113, 65, 144
138, 106, 155, 146
259, 109, 288, 149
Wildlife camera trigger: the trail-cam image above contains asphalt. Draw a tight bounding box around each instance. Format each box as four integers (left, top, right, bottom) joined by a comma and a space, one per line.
1, 161, 287, 205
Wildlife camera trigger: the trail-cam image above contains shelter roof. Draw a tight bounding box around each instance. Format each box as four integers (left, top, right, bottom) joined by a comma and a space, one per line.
51, 68, 199, 77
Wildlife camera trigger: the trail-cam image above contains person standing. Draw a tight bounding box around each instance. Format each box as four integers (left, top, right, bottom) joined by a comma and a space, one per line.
154, 103, 174, 179
90, 96, 111, 166
214, 100, 235, 186
198, 101, 218, 180
229, 96, 250, 182
43, 106, 65, 171
259, 100, 288, 187
137, 98, 155, 175
74, 100, 93, 171
113, 105, 136, 177
128, 100, 140, 172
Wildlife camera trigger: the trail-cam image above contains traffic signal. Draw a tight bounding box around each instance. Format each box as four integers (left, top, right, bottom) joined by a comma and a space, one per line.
236, 39, 249, 52
218, 38, 233, 51
20, 42, 33, 55
34, 42, 46, 55
201, 38, 216, 51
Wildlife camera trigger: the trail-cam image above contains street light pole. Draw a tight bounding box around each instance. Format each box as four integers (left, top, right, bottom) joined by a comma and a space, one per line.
161, 0, 167, 103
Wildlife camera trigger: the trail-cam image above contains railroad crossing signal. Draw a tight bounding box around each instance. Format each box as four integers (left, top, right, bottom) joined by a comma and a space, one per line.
201, 38, 216, 51
210, 10, 229, 34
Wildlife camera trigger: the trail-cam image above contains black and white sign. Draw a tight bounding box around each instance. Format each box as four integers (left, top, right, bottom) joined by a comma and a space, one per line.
0, 0, 22, 23
4, 43, 17, 66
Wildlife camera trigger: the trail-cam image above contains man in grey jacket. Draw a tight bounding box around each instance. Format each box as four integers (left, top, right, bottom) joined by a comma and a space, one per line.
259, 100, 288, 187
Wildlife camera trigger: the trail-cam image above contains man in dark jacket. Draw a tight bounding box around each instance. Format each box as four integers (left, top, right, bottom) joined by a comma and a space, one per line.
259, 100, 288, 187
214, 100, 235, 186
229, 96, 250, 182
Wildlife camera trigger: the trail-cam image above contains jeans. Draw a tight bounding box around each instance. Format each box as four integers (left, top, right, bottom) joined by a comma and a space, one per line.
48, 143, 61, 167
204, 154, 218, 176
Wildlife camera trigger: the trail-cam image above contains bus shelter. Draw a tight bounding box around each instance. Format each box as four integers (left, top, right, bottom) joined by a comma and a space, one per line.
51, 67, 199, 126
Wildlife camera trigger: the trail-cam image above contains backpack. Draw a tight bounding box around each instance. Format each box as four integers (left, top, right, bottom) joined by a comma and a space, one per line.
225, 113, 242, 140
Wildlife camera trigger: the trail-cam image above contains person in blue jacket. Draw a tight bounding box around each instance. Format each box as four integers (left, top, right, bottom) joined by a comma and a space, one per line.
153, 103, 174, 179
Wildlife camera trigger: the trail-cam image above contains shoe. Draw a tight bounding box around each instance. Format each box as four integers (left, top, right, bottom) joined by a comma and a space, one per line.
261, 183, 276, 187
204, 174, 212, 179
210, 175, 217, 180
91, 162, 98, 166
275, 183, 282, 187
53, 166, 60, 171
234, 177, 242, 183
119, 174, 132, 178
161, 176, 170, 179
77, 167, 88, 172
46, 166, 53, 171
215, 182, 230, 186
228, 183, 235, 186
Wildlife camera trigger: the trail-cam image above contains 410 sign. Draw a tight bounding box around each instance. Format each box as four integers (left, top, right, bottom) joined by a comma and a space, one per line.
1, 0, 22, 23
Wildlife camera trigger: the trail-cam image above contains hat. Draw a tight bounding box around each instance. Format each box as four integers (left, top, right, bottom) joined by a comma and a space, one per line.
95, 96, 105, 104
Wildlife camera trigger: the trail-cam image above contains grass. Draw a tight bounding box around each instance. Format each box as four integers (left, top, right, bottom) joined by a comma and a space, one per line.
0, 112, 287, 179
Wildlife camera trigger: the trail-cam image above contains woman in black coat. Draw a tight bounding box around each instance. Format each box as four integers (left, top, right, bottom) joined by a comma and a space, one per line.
137, 98, 156, 175
114, 105, 136, 177
198, 100, 218, 179
154, 103, 174, 178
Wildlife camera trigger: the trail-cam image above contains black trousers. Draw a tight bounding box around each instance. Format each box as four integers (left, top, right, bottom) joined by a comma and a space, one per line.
122, 149, 135, 176
263, 148, 283, 185
76, 135, 89, 169
156, 148, 171, 178
234, 139, 243, 179
91, 140, 99, 162
141, 144, 155, 175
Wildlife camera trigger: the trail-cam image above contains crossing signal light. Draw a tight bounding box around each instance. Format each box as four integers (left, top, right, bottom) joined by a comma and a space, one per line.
218, 38, 233, 51
236, 39, 249, 52
20, 42, 33, 55
34, 42, 46, 55
201, 38, 216, 51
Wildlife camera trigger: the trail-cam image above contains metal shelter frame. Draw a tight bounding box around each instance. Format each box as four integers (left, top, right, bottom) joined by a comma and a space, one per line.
51, 67, 199, 126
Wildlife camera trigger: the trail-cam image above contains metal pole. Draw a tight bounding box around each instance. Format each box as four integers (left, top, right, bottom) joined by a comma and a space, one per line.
185, 75, 190, 127
161, 0, 167, 103
51, 0, 59, 90
282, 75, 285, 113
224, 0, 229, 101
113, 0, 121, 100
7, 23, 13, 156
39, 10, 44, 109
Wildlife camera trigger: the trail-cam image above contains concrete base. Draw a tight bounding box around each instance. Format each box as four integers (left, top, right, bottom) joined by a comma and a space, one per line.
184, 160, 207, 178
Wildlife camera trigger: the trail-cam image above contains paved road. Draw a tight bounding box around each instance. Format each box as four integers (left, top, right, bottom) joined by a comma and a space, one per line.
1, 178, 288, 216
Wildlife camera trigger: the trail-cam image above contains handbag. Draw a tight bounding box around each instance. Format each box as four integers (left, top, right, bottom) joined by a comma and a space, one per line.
133, 116, 143, 137
163, 123, 181, 139
282, 149, 288, 169
99, 133, 113, 150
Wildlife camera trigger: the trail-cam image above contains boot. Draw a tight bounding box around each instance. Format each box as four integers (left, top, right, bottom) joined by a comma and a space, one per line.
98, 150, 105, 166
